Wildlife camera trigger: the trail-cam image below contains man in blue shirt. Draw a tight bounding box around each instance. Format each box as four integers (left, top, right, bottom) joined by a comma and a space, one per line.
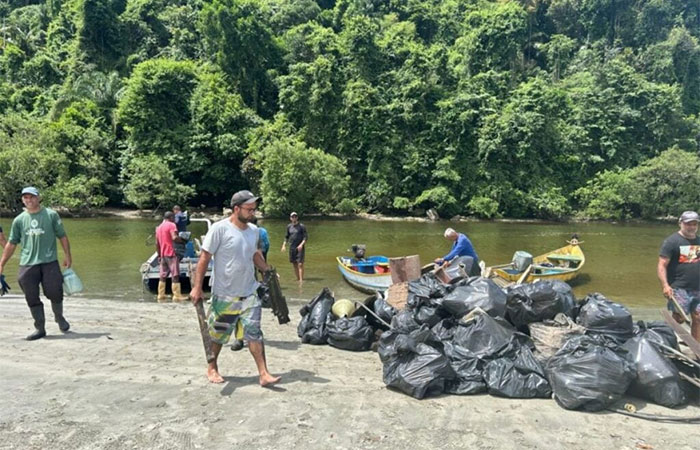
435, 228, 480, 275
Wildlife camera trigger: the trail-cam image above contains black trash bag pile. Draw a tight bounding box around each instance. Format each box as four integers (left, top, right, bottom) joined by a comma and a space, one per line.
378, 326, 455, 399
297, 288, 335, 344
441, 277, 507, 318
372, 296, 398, 327
549, 280, 577, 318
546, 334, 636, 411
576, 293, 634, 343
483, 335, 552, 398
505, 281, 565, 329
327, 316, 375, 351
621, 335, 687, 408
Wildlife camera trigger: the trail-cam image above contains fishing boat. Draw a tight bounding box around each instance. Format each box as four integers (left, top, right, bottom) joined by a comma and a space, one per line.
336, 255, 392, 294
487, 237, 585, 284
140, 217, 213, 293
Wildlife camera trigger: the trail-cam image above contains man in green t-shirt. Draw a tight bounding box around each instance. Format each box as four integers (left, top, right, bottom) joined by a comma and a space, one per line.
0, 187, 73, 340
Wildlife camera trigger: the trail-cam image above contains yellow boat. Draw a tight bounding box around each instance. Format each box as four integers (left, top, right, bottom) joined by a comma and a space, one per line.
487, 238, 585, 284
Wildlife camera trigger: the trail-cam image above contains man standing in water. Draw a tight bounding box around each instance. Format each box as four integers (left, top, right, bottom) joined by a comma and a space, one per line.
658, 210, 700, 340
190, 190, 280, 385
281, 212, 307, 281
0, 187, 73, 340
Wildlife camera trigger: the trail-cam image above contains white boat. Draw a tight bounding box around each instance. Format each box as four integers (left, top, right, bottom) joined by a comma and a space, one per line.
140, 218, 213, 293
336, 255, 392, 294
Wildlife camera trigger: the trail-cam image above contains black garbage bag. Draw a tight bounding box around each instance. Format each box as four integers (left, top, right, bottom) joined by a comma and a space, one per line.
441, 277, 507, 319
327, 316, 375, 351
546, 335, 635, 411
634, 321, 678, 350
443, 341, 486, 395
483, 335, 552, 398
391, 309, 421, 333
378, 324, 454, 399
297, 288, 334, 344
431, 318, 457, 342
576, 293, 634, 342
549, 280, 577, 318
381, 342, 455, 399
373, 297, 398, 325
414, 305, 443, 328
443, 256, 478, 279
406, 272, 447, 309
451, 313, 515, 359
506, 281, 563, 328
621, 336, 687, 408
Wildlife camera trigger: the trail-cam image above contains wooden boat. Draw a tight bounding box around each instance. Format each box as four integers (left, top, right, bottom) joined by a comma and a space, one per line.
336, 255, 392, 293
487, 238, 585, 284
140, 218, 213, 293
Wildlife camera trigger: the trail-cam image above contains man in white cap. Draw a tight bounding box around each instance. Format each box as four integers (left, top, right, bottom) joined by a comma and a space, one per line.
189, 190, 280, 385
0, 187, 73, 340
658, 210, 700, 340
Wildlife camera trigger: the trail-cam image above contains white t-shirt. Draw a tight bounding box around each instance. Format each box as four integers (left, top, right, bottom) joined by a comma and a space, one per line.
202, 219, 259, 297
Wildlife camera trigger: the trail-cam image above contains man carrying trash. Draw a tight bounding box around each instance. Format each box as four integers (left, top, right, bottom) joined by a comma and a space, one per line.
189, 190, 280, 386
0, 187, 73, 340
658, 210, 700, 340
434, 227, 481, 276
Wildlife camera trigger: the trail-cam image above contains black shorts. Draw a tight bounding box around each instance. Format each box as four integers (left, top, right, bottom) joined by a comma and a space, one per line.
289, 247, 305, 263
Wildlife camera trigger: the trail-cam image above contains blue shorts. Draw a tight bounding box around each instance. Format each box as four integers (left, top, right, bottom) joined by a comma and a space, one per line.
669, 289, 700, 315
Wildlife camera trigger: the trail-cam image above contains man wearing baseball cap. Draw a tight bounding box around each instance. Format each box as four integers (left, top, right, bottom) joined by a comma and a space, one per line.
0, 187, 73, 340
189, 190, 280, 385
658, 210, 700, 340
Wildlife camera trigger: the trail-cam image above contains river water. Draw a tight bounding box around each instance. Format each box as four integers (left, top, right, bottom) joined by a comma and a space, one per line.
0, 217, 678, 311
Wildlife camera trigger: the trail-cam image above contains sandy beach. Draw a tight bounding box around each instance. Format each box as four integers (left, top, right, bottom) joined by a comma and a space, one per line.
1, 295, 699, 450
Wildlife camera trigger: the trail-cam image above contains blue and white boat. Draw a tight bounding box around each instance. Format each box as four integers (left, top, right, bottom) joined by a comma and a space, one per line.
336, 255, 392, 293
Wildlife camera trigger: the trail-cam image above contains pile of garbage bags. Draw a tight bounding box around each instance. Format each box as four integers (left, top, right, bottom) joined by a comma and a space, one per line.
297, 275, 694, 410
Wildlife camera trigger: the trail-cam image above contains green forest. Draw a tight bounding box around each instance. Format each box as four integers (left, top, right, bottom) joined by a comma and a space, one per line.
0, 0, 699, 219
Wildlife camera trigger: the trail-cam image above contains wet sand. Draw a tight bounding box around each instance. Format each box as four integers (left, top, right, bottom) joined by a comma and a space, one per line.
1, 295, 698, 450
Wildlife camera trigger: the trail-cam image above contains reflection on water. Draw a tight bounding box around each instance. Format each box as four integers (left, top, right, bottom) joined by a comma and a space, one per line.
0, 217, 677, 309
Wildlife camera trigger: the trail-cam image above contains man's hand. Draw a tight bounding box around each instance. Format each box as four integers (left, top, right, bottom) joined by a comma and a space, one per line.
662, 284, 674, 299
190, 286, 203, 304
63, 256, 72, 268
296, 244, 303, 251
0, 274, 10, 296
281, 243, 286, 252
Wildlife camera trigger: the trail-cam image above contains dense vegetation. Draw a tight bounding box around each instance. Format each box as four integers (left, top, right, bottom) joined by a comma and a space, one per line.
1, 0, 698, 219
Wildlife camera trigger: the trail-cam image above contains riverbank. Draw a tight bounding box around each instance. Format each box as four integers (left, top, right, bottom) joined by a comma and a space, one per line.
1, 295, 698, 450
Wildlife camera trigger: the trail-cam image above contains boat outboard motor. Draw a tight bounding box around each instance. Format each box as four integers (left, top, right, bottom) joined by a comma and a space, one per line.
350, 244, 366, 260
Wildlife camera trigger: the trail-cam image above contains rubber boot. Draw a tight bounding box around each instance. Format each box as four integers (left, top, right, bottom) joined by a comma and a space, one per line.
172, 282, 188, 302
157, 281, 169, 302
51, 302, 70, 332
26, 305, 46, 341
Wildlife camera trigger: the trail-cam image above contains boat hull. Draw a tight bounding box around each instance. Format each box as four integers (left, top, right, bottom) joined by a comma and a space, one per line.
337, 256, 392, 294
488, 243, 585, 284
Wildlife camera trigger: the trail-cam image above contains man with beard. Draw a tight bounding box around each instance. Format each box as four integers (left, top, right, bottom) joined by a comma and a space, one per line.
189, 190, 280, 385
658, 210, 700, 340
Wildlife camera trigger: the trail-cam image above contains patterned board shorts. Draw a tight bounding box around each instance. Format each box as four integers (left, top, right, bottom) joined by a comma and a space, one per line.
669, 289, 700, 315
207, 294, 263, 345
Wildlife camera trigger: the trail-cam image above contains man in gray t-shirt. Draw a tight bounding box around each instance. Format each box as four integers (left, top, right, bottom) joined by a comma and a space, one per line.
190, 190, 280, 386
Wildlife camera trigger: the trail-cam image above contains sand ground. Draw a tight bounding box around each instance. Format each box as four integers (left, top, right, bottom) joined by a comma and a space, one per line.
1, 295, 699, 450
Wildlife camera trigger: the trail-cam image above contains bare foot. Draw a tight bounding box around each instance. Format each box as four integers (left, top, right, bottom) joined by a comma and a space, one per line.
207, 367, 224, 383
260, 373, 281, 387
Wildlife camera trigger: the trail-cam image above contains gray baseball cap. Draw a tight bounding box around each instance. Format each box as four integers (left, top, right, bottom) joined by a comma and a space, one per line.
230, 190, 259, 207
679, 211, 700, 223
21, 186, 39, 196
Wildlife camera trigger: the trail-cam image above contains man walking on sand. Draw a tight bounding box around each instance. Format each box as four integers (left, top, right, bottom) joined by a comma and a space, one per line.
0, 187, 73, 340
189, 190, 280, 385
281, 212, 307, 281
658, 210, 700, 341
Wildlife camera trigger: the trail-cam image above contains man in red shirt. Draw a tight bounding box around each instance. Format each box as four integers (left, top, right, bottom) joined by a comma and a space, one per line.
155, 211, 186, 302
